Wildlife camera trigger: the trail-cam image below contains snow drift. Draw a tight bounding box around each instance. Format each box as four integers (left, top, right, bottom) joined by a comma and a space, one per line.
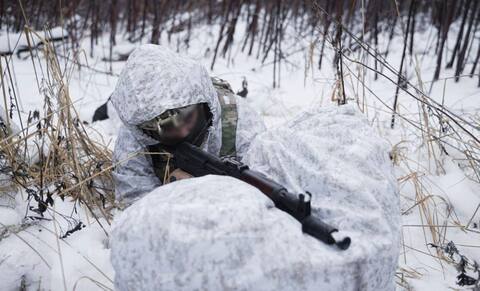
111, 104, 400, 291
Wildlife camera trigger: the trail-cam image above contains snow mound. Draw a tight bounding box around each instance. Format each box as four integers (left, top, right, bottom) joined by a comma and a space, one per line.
111, 104, 400, 291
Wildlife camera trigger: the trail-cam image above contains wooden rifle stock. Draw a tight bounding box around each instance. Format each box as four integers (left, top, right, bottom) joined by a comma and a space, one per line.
169, 142, 351, 250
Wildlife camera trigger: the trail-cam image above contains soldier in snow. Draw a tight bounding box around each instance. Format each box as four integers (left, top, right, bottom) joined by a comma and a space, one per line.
110, 44, 265, 205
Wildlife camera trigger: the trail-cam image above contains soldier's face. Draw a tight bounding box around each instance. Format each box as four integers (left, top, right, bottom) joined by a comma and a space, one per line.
161, 108, 199, 140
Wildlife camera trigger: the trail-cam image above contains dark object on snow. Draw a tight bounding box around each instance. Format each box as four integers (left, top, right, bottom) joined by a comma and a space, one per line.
92, 97, 111, 123
457, 273, 478, 286
429, 241, 480, 287
60, 221, 86, 239
164, 142, 351, 250
15, 34, 68, 58
237, 77, 248, 98
101, 50, 133, 62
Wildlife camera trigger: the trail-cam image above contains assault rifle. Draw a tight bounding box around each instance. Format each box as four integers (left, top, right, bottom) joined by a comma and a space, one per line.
168, 142, 351, 250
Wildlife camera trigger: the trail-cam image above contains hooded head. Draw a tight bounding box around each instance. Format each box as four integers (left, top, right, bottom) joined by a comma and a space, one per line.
111, 44, 221, 152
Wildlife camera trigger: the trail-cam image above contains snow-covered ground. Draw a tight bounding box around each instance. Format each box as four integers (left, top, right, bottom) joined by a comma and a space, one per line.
1, 16, 480, 291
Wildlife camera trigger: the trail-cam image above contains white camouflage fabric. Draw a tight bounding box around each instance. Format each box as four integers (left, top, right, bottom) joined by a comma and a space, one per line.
110, 44, 265, 205
111, 104, 400, 291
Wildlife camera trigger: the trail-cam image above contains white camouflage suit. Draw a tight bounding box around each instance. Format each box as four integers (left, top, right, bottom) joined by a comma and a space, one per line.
110, 45, 400, 291
110, 44, 265, 205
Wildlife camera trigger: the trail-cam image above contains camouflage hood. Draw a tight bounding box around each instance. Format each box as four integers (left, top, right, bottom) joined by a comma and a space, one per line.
111, 45, 266, 204
110, 44, 222, 152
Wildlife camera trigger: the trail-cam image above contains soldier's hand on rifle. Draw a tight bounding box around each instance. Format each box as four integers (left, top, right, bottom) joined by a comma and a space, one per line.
168, 169, 193, 183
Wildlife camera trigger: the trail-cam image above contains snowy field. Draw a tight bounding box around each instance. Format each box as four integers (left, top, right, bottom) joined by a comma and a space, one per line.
1, 17, 480, 291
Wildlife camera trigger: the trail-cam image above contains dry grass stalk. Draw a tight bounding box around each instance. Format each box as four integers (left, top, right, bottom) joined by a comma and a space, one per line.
0, 27, 115, 229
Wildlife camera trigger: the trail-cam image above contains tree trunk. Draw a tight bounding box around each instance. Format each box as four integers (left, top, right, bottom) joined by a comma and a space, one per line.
455, 0, 478, 81
446, 0, 472, 68
391, 0, 415, 129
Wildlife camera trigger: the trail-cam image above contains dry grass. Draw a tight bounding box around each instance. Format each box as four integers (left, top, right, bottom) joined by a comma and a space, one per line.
0, 26, 118, 290
304, 5, 480, 289
0, 27, 115, 231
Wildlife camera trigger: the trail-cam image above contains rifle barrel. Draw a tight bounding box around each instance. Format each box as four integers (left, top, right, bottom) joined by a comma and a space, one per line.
172, 142, 351, 250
